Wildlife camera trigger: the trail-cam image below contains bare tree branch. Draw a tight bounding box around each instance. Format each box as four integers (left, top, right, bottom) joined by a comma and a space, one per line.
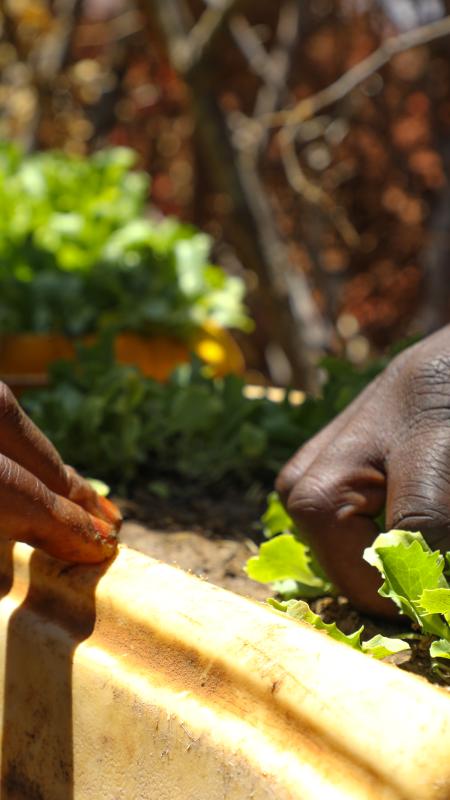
264, 13, 450, 128
279, 131, 360, 247
150, 0, 191, 69
159, 0, 248, 74
186, 0, 237, 70
229, 16, 273, 84
26, 0, 84, 151
254, 0, 301, 119
34, 0, 84, 80
150, 0, 330, 388
230, 5, 359, 248
230, 2, 301, 120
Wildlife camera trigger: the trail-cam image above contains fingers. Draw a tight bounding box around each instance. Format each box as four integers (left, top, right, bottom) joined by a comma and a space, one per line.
0, 384, 121, 528
0, 455, 118, 563
276, 331, 450, 617
0, 383, 72, 496
276, 376, 382, 502
64, 466, 122, 529
386, 428, 450, 551
283, 411, 396, 616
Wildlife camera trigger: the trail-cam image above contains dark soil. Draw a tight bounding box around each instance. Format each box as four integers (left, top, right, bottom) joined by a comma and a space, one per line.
116, 482, 450, 689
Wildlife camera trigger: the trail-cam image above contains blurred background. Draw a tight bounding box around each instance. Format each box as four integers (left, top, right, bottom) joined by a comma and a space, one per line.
2, 0, 450, 391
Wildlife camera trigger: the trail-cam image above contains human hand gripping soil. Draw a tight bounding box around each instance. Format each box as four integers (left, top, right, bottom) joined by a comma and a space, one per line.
277, 326, 450, 617
0, 382, 121, 562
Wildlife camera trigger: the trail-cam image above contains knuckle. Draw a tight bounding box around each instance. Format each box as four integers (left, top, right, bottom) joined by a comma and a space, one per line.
386, 350, 450, 429
390, 509, 450, 550
402, 353, 450, 405
0, 455, 35, 501
287, 473, 336, 521
414, 353, 450, 385
275, 463, 297, 501
276, 445, 317, 501
391, 503, 449, 529
389, 479, 450, 548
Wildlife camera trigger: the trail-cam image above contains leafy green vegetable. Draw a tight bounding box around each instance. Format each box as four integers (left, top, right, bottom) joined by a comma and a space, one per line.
21, 339, 312, 487
364, 530, 450, 660
23, 329, 395, 490
269, 598, 364, 647
246, 492, 334, 599
257, 525, 450, 667
246, 534, 326, 589
268, 599, 410, 659
360, 634, 411, 660
261, 490, 296, 539
0, 144, 249, 337
364, 530, 449, 639
430, 640, 450, 660
420, 588, 450, 620
22, 322, 404, 491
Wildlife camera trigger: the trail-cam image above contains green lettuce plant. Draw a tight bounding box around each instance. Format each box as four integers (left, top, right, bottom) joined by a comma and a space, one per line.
249, 509, 450, 666
22, 339, 395, 488
245, 492, 334, 598
0, 144, 249, 337
364, 530, 450, 661
21, 340, 314, 486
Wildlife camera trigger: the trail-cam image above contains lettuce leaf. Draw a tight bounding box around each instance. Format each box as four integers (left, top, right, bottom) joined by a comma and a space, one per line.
268, 599, 410, 659
361, 634, 410, 660
246, 494, 334, 599
420, 588, 450, 622
246, 534, 325, 587
268, 598, 364, 648
363, 530, 449, 638
364, 529, 450, 661
430, 639, 450, 660
262, 491, 298, 539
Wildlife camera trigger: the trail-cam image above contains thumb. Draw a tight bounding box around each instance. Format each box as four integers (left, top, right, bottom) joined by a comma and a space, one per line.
386, 427, 450, 551
285, 416, 394, 615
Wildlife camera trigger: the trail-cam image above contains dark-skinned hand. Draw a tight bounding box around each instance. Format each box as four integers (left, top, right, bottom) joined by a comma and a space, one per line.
0, 381, 121, 562
277, 326, 450, 618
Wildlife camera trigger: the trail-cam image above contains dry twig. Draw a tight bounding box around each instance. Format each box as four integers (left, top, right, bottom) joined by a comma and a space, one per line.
159, 0, 247, 74
34, 0, 84, 151
279, 131, 360, 247
229, 5, 359, 246
187, 0, 237, 70
267, 14, 450, 247
264, 14, 450, 128
253, 0, 301, 119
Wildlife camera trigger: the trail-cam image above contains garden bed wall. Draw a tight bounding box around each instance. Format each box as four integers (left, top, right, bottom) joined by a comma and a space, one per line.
0, 541, 449, 799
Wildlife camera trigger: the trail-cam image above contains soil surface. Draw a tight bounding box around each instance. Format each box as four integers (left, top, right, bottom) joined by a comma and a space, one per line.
117, 482, 269, 602
117, 484, 450, 688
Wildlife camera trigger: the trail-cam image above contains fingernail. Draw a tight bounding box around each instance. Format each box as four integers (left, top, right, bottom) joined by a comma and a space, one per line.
97, 496, 122, 528
90, 516, 118, 543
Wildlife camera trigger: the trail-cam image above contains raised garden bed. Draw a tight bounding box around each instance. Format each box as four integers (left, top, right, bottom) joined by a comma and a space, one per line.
116, 488, 450, 687
16, 342, 450, 686
1, 540, 450, 800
